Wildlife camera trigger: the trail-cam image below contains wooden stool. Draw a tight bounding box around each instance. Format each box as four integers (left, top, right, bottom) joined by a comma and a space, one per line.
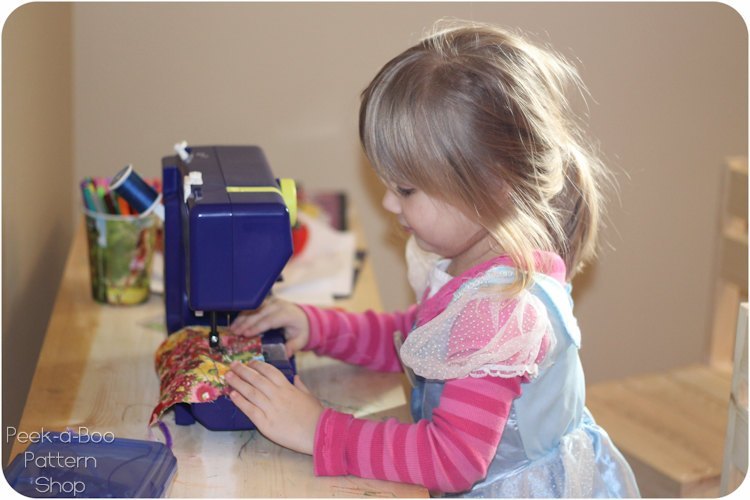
587, 157, 748, 497
588, 365, 732, 497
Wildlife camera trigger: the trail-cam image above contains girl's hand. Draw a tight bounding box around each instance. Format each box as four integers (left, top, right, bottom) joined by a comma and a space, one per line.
229, 298, 310, 357
226, 360, 323, 455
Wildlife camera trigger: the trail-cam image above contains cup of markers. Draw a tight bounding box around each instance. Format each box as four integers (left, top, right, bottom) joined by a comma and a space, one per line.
80, 176, 161, 305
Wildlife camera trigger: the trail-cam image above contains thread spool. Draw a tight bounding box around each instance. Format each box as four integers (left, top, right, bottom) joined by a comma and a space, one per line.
111, 164, 164, 220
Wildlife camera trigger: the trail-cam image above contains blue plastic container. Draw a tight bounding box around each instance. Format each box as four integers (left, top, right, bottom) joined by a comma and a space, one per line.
5, 431, 177, 497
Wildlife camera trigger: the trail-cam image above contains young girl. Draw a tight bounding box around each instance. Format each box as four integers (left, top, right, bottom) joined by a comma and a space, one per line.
225, 20, 640, 497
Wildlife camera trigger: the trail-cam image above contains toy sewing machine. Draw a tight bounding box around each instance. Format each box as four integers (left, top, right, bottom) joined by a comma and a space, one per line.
162, 144, 297, 430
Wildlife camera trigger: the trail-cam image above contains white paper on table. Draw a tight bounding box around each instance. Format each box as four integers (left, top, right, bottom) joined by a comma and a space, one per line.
273, 211, 356, 306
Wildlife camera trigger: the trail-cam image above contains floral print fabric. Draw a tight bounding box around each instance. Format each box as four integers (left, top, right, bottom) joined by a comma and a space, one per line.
149, 326, 262, 425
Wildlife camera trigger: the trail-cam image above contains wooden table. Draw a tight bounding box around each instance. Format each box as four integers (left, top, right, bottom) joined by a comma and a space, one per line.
8, 220, 426, 498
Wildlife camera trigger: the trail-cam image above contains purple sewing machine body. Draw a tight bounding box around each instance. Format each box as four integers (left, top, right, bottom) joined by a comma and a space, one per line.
162, 145, 296, 430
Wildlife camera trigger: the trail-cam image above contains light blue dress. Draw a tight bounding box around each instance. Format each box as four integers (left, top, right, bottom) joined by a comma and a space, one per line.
409, 267, 641, 498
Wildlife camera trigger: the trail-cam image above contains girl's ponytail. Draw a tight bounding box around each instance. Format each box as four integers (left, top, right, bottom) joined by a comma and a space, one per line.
554, 142, 608, 278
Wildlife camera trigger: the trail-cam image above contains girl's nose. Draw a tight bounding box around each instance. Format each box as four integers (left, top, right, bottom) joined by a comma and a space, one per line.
382, 189, 400, 214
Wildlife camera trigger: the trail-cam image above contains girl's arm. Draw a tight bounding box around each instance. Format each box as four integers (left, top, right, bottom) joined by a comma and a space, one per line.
227, 293, 542, 492
226, 359, 523, 493
230, 299, 416, 369
300, 304, 418, 372
310, 286, 554, 493
313, 374, 522, 494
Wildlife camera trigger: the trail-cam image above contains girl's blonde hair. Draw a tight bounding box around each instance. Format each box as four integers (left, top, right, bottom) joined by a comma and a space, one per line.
360, 20, 610, 286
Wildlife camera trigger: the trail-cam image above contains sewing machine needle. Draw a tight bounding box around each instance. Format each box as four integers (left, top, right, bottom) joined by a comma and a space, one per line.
209, 311, 222, 352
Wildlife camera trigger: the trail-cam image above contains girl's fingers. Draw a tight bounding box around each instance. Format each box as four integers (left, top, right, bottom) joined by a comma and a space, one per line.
230, 300, 281, 335
230, 300, 285, 337
243, 315, 280, 337
228, 390, 268, 426
229, 312, 258, 336
225, 369, 274, 415
229, 361, 281, 398
245, 359, 289, 387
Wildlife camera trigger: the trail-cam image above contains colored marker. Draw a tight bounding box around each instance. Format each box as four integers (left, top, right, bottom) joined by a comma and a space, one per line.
80, 181, 97, 211
86, 180, 106, 213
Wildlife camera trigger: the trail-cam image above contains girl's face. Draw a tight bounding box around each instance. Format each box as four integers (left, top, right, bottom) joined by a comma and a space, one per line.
382, 183, 496, 275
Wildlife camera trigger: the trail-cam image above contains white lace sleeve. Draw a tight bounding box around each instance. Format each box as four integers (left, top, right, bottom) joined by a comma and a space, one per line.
399, 281, 555, 380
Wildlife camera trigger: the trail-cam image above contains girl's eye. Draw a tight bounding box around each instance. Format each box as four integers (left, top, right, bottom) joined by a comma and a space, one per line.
396, 186, 416, 197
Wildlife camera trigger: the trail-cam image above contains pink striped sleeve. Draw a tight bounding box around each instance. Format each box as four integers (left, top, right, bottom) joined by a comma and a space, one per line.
313, 375, 522, 493
299, 305, 417, 372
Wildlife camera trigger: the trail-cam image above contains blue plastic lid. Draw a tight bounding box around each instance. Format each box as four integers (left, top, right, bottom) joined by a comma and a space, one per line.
4, 431, 176, 497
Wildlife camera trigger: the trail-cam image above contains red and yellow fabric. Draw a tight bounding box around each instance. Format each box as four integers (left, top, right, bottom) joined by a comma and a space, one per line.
149, 326, 262, 425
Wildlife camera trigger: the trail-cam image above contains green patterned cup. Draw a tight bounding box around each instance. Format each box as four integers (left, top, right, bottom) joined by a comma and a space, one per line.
83, 209, 158, 305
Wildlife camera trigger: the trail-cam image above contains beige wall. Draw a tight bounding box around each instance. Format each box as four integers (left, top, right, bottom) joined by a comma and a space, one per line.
2, 3, 73, 465
2, 1, 747, 464
70, 2, 748, 380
